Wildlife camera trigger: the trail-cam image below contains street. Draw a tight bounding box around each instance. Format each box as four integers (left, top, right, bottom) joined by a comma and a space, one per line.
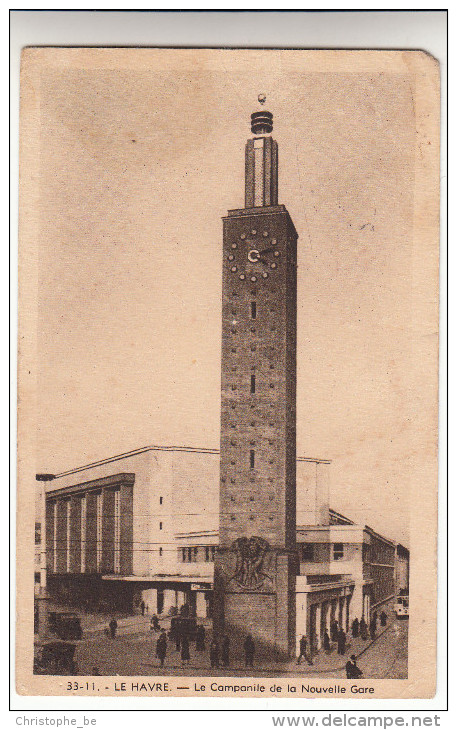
38, 608, 407, 679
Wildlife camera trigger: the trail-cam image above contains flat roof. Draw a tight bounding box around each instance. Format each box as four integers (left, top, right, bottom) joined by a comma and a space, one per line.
43, 445, 331, 479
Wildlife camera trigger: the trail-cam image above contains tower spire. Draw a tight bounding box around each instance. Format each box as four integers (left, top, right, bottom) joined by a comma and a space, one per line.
245, 95, 278, 208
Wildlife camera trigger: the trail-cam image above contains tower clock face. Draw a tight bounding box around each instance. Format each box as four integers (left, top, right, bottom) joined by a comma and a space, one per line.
227, 229, 280, 282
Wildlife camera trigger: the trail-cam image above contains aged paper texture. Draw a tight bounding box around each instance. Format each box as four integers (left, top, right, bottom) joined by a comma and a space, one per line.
17, 48, 439, 699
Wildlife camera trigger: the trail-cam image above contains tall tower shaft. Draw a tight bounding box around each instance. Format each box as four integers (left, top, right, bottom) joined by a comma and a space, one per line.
213, 104, 298, 658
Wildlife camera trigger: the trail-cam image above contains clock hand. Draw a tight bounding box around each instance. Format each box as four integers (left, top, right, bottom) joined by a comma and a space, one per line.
258, 246, 275, 256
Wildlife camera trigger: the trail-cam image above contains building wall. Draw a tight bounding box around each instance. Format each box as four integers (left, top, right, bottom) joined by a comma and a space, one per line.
42, 447, 398, 627
368, 531, 396, 608
296, 460, 330, 527
44, 448, 220, 581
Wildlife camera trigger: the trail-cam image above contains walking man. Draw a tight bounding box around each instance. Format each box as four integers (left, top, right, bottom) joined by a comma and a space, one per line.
331, 619, 339, 642
323, 630, 331, 653
140, 600, 145, 616
360, 617, 368, 640
296, 635, 308, 665
221, 635, 230, 668
210, 638, 219, 668
156, 628, 167, 668
109, 617, 117, 639
181, 634, 191, 667
196, 624, 206, 651
337, 627, 346, 655
346, 654, 363, 679
243, 634, 255, 668
351, 618, 359, 637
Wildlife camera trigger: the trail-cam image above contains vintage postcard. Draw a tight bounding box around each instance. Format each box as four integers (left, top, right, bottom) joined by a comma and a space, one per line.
17, 48, 439, 699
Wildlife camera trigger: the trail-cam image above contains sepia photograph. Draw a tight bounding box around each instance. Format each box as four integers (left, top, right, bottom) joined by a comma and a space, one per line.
16, 47, 439, 699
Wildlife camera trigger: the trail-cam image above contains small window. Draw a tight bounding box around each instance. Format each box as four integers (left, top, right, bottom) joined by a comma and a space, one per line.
159, 547, 163, 557
251, 301, 257, 319
182, 548, 186, 562
333, 543, 344, 561
159, 522, 163, 530
159, 496, 163, 505
250, 450, 255, 469
193, 546, 198, 561
301, 543, 314, 562
251, 374, 256, 394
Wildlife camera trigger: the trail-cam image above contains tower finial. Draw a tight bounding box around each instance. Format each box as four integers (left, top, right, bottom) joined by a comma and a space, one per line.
251, 94, 273, 135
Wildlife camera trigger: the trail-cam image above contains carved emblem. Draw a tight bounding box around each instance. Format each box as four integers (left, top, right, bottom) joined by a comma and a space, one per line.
227, 536, 273, 591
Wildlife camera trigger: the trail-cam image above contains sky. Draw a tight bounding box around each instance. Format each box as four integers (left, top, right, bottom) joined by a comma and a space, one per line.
31, 50, 419, 545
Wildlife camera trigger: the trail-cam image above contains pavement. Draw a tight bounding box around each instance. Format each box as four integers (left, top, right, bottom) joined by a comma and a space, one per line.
35, 602, 408, 679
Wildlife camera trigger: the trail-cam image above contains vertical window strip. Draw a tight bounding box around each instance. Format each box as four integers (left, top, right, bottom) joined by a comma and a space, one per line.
66, 500, 71, 573
53, 502, 57, 573
80, 495, 86, 573
250, 449, 255, 469
114, 490, 120, 574
96, 493, 103, 571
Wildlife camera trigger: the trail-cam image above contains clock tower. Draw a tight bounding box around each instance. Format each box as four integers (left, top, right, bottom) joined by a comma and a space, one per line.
214, 100, 298, 658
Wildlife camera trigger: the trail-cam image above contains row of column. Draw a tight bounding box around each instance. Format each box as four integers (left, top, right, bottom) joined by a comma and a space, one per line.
139, 587, 209, 618
311, 595, 352, 650
46, 485, 133, 576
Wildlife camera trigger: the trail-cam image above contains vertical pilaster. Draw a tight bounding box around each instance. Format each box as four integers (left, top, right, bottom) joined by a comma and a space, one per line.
55, 500, 67, 573
102, 488, 115, 574
70, 496, 81, 573
45, 500, 54, 574
120, 483, 133, 575
85, 492, 97, 573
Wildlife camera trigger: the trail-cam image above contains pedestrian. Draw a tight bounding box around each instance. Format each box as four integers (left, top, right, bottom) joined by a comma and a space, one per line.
243, 634, 255, 668
221, 635, 230, 667
140, 600, 145, 616
210, 638, 219, 668
181, 634, 190, 667
109, 617, 117, 639
175, 623, 181, 652
296, 635, 308, 665
346, 654, 363, 679
323, 630, 331, 653
151, 614, 160, 632
196, 624, 206, 651
337, 628, 346, 655
380, 610, 387, 627
156, 628, 167, 668
360, 618, 368, 640
331, 619, 339, 642
369, 616, 377, 640
351, 618, 359, 638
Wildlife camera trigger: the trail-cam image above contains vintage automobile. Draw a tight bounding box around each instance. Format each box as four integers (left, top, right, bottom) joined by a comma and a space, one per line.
48, 612, 83, 640
168, 616, 199, 642
34, 641, 77, 675
394, 595, 409, 619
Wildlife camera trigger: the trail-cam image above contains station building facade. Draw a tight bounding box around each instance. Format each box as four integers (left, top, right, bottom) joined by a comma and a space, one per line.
40, 444, 401, 651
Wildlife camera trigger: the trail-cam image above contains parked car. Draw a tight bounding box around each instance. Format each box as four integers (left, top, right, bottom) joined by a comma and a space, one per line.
168, 616, 198, 642
34, 641, 77, 675
394, 595, 409, 619
48, 612, 83, 640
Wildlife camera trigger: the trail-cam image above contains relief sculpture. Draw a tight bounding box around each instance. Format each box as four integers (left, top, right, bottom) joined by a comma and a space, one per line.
227, 536, 274, 591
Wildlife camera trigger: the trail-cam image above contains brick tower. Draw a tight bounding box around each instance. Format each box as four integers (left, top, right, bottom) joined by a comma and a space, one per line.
213, 99, 298, 658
